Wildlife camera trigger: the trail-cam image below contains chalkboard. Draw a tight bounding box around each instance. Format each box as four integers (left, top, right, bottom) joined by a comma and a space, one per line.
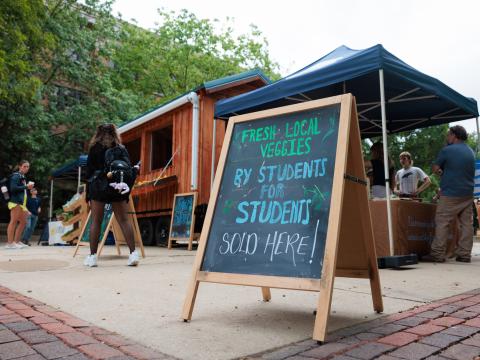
200, 104, 340, 278
80, 204, 113, 243
183, 95, 383, 342
169, 193, 196, 239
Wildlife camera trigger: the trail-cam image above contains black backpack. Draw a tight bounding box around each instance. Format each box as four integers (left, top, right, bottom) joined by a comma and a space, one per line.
104, 145, 136, 187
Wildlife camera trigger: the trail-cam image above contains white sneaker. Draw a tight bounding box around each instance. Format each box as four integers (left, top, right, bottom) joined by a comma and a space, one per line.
15, 242, 28, 249
84, 254, 97, 267
127, 250, 140, 266
5, 244, 17, 249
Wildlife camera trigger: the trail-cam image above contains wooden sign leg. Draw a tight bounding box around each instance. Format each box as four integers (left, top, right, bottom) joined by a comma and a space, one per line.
182, 278, 200, 321
111, 221, 122, 255
261, 287, 271, 302
313, 94, 354, 342
313, 262, 336, 342
128, 198, 145, 257
73, 211, 91, 258
97, 214, 114, 257
349, 100, 383, 313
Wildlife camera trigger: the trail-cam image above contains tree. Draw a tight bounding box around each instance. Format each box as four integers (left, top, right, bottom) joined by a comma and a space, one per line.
110, 9, 279, 104
0, 0, 124, 212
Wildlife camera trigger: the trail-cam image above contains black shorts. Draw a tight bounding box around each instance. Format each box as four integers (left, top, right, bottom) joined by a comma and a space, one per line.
87, 177, 129, 203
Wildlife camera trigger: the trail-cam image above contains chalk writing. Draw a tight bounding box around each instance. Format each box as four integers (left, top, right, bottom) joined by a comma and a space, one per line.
201, 105, 340, 279
171, 195, 194, 239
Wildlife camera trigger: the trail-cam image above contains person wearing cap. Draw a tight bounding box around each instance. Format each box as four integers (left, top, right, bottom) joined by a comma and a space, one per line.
422, 125, 475, 263
394, 151, 431, 198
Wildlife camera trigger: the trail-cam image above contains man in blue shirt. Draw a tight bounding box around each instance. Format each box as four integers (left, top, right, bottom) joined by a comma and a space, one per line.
22, 188, 41, 245
423, 125, 475, 263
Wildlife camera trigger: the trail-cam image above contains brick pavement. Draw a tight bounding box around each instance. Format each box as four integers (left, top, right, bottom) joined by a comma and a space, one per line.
249, 289, 480, 360
0, 286, 175, 360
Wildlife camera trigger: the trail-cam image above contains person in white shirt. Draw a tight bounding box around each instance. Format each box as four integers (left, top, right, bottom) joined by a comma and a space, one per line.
394, 151, 431, 198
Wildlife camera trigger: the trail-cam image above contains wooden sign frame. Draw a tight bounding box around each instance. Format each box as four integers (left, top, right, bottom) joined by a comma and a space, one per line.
182, 94, 382, 341
73, 196, 145, 259
167, 192, 198, 251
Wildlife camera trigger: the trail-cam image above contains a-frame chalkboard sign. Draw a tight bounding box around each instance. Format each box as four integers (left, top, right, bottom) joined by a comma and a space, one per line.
182, 94, 382, 341
168, 192, 197, 250
73, 196, 145, 259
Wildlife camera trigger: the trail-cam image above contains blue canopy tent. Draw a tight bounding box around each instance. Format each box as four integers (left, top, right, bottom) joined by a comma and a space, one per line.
216, 44, 478, 135
49, 155, 88, 219
215, 44, 479, 257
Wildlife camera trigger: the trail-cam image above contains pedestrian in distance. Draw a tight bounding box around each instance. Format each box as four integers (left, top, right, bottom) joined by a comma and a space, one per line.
6, 160, 34, 249
364, 142, 395, 198
394, 151, 431, 198
84, 123, 140, 267
422, 125, 475, 263
21, 187, 41, 245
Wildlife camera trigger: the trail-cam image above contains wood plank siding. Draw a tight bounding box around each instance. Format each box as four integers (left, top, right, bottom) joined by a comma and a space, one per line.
120, 78, 266, 220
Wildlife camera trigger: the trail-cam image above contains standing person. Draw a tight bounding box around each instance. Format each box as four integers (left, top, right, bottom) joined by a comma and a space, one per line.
6, 160, 33, 249
365, 142, 395, 198
394, 151, 431, 197
84, 123, 139, 267
423, 125, 475, 263
21, 188, 41, 245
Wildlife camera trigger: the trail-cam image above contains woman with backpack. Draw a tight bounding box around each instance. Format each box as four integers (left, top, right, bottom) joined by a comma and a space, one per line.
6, 160, 34, 249
84, 123, 139, 267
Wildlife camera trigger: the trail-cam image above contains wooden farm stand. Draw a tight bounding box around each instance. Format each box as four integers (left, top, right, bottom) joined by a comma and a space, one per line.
61, 193, 88, 244
182, 94, 383, 342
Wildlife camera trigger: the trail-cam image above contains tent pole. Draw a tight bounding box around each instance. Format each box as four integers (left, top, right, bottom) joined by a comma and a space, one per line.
476, 117, 479, 155
211, 118, 217, 190
49, 179, 54, 221
77, 166, 81, 193
379, 69, 395, 257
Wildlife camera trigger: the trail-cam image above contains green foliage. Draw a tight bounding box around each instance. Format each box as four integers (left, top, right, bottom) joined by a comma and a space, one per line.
386, 124, 449, 173
110, 9, 279, 104
420, 172, 440, 203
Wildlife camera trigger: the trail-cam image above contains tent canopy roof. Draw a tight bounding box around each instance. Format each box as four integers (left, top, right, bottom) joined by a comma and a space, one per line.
215, 45, 478, 136
51, 155, 88, 180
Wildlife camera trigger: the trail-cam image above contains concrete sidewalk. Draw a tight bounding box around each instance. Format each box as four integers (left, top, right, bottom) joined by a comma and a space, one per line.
0, 243, 478, 359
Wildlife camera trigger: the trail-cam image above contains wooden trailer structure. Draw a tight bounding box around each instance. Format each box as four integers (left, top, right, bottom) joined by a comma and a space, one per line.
118, 70, 270, 245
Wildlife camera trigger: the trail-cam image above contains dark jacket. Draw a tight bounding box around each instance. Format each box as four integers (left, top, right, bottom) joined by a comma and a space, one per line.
86, 143, 131, 203
9, 172, 27, 205
26, 196, 41, 216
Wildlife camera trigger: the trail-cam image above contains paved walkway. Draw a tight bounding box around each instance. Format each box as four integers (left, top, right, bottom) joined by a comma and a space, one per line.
250, 289, 480, 360
2, 285, 480, 359
0, 286, 174, 360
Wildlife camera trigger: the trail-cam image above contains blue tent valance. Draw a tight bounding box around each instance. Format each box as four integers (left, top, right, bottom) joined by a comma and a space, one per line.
215, 44, 478, 136
51, 155, 88, 179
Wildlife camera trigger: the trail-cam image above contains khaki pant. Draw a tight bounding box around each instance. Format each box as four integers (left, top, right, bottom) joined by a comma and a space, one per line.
431, 196, 473, 259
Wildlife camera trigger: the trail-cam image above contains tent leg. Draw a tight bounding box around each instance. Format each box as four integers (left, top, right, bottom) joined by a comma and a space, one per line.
379, 69, 395, 257
49, 179, 54, 221
211, 118, 217, 190
476, 117, 479, 155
